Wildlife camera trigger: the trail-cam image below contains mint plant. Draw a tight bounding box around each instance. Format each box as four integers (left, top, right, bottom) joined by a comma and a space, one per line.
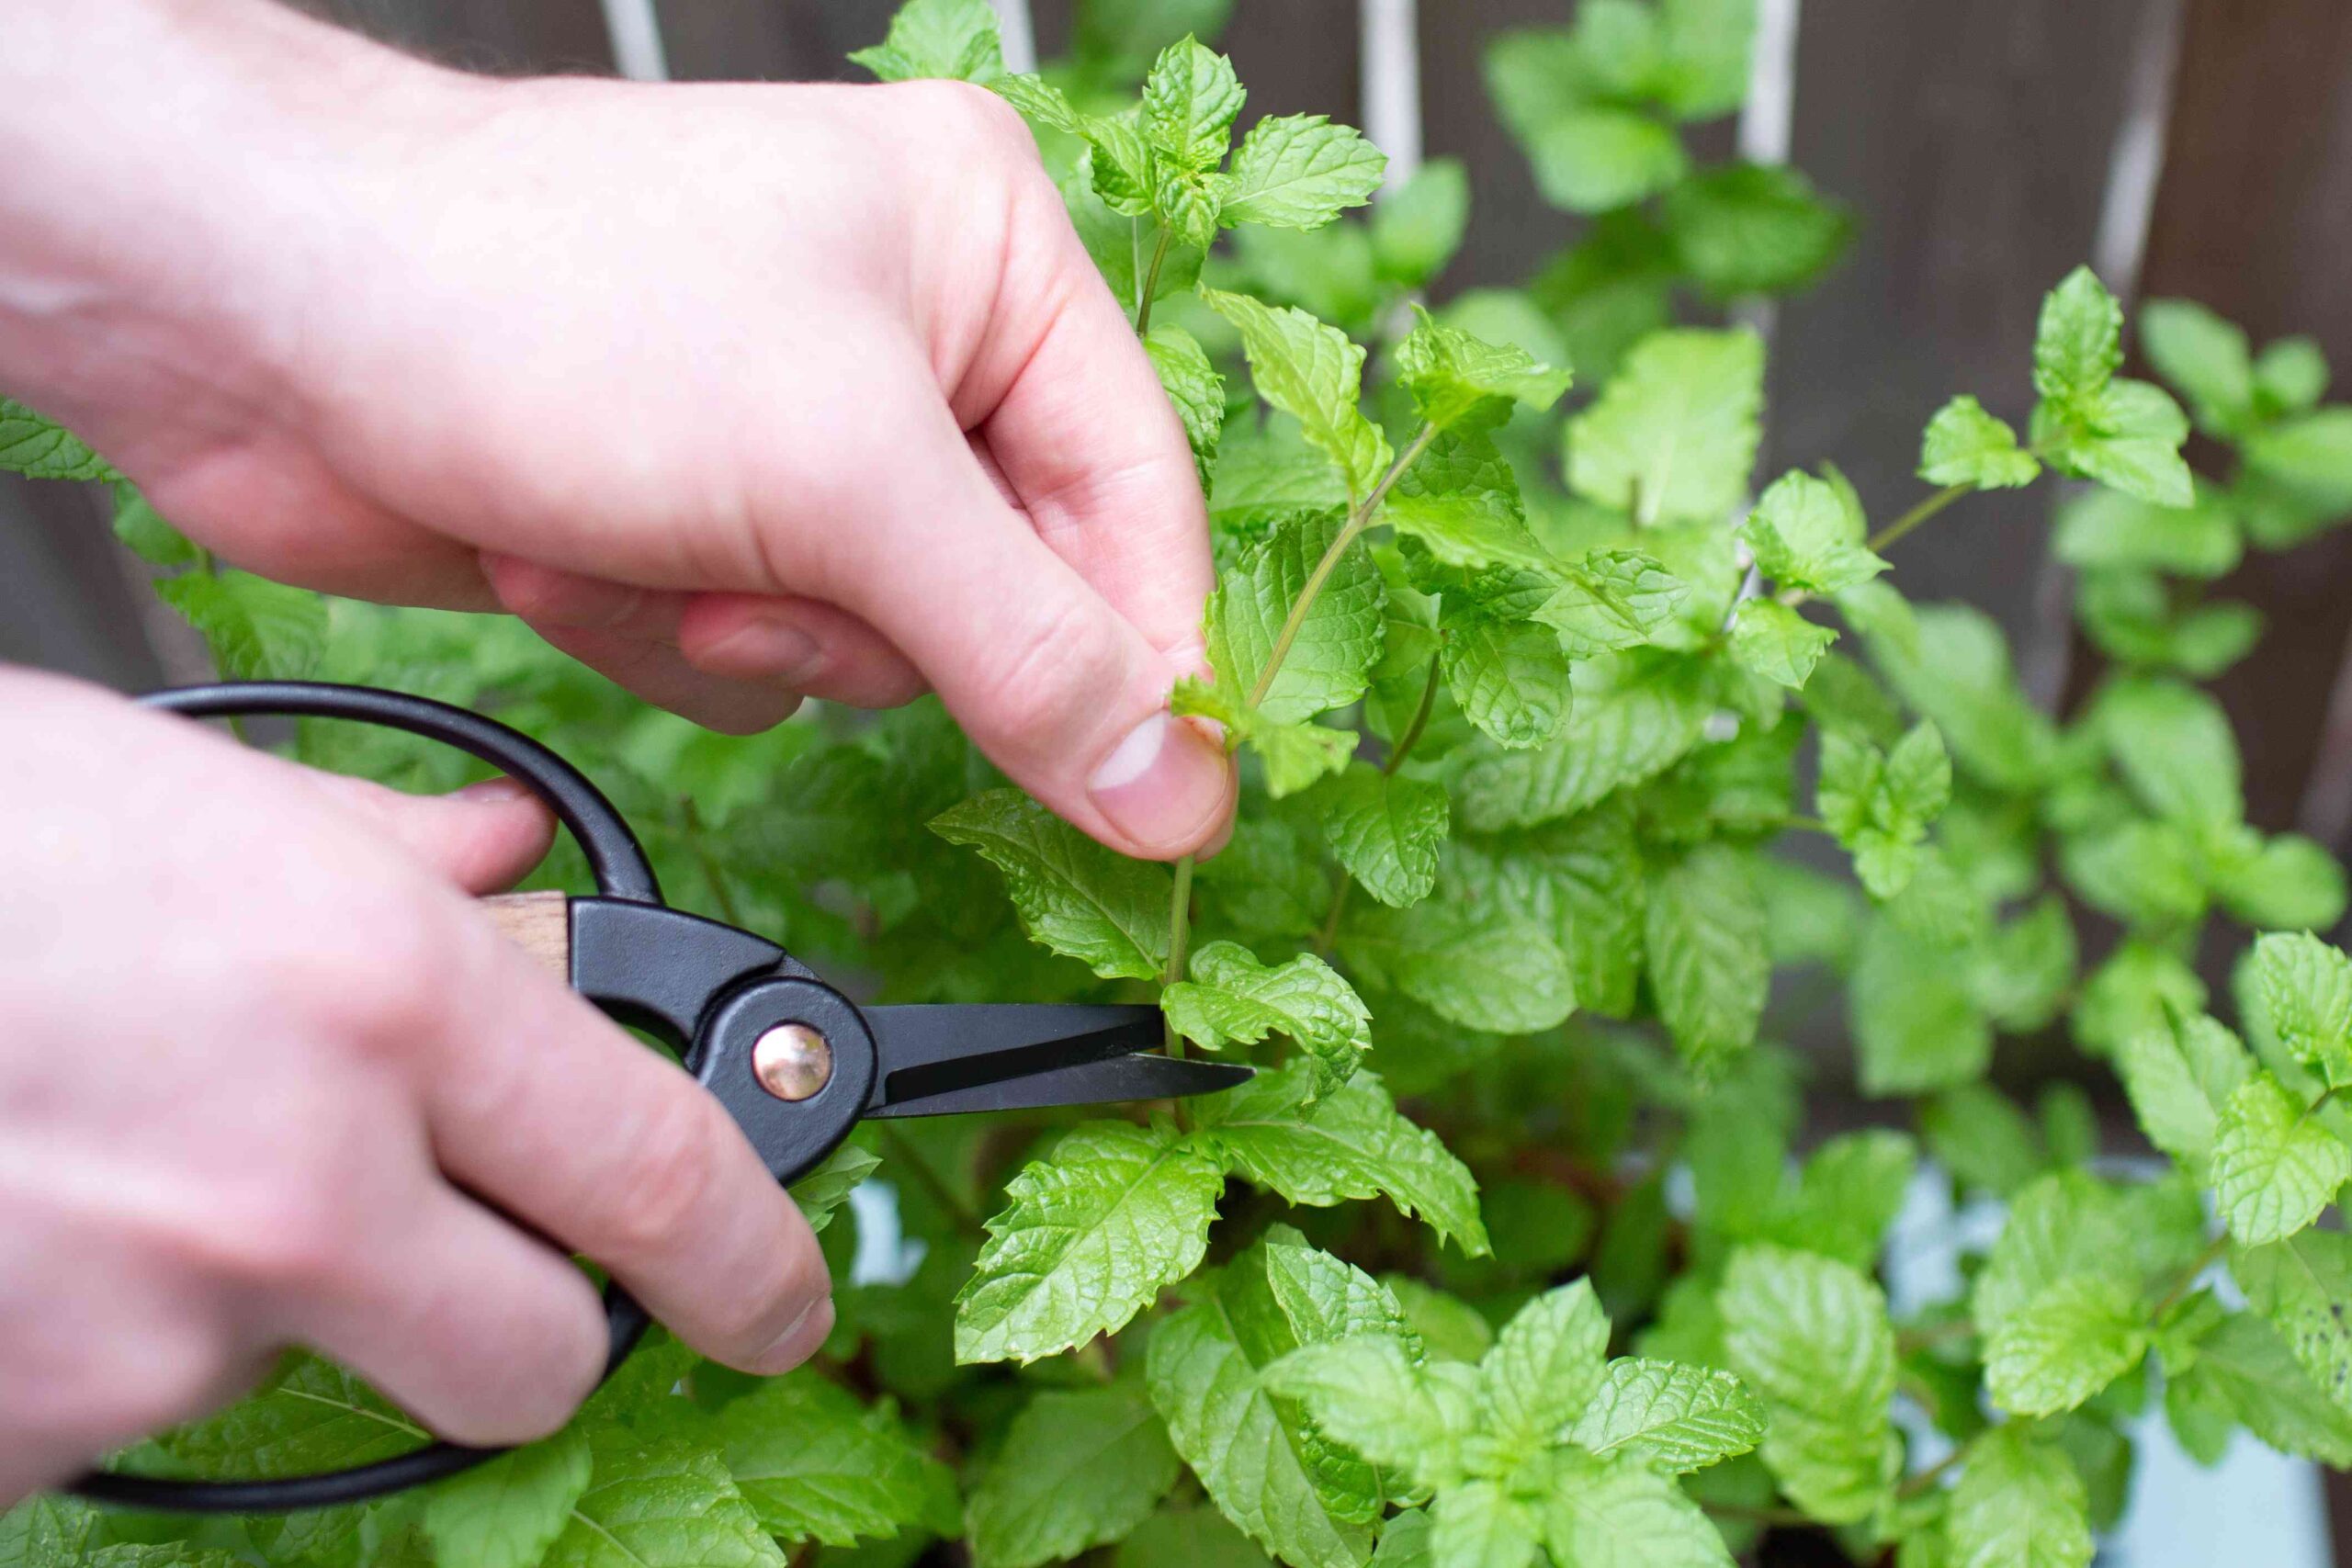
14, 0, 2352, 1565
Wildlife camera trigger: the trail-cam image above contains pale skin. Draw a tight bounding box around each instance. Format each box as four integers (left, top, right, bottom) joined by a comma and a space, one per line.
0, 0, 1236, 1501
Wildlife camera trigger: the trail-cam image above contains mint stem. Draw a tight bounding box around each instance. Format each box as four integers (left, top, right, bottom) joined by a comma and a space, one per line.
1135, 227, 1173, 335
1161, 852, 1194, 1056
1868, 482, 1971, 555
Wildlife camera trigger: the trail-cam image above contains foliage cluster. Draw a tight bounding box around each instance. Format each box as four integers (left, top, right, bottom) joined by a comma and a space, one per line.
14, 0, 2352, 1565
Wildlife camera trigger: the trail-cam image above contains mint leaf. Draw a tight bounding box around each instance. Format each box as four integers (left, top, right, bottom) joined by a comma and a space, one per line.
1644, 843, 1770, 1072
1982, 1273, 2149, 1416
548, 1429, 788, 1567
157, 571, 327, 681
1146, 323, 1225, 491
1140, 37, 1244, 169
1175, 674, 1357, 798
1459, 651, 1714, 829
2052, 483, 2241, 580
2244, 408, 2352, 517
2141, 298, 2255, 435
0, 1496, 97, 1566
1393, 306, 1573, 433
2211, 1072, 2349, 1246
1340, 901, 1577, 1035
1863, 602, 2057, 793
2038, 377, 2195, 507
1816, 721, 1951, 897
2250, 931, 2352, 1087
1447, 805, 1647, 1017
109, 483, 198, 568
1739, 470, 1886, 595
1262, 1333, 1478, 1488
1219, 115, 1386, 230
1371, 160, 1471, 286
718, 1371, 956, 1546
1162, 940, 1371, 1094
1204, 507, 1385, 723
1945, 1427, 2091, 1568
1566, 1359, 1766, 1472
2032, 266, 2124, 406
1382, 427, 1555, 571
1199, 288, 1391, 497
424, 1425, 593, 1568
849, 0, 1003, 82
1970, 1172, 2133, 1331
791, 1141, 881, 1235
1317, 764, 1449, 908
1480, 1280, 1609, 1458
1663, 160, 1851, 300
1439, 575, 1573, 749
1198, 1062, 1490, 1254
0, 396, 118, 480
1532, 1449, 1733, 1568
1117, 1506, 1272, 1568
2115, 1009, 2253, 1178
956, 1119, 1225, 1363
2211, 832, 2348, 932
1486, 26, 1688, 214
1567, 328, 1763, 526
2233, 1229, 2352, 1425
157, 1354, 424, 1473
1728, 598, 1835, 690
1533, 550, 1689, 656
1718, 1245, 1897, 1525
2096, 675, 2242, 830
1919, 395, 2041, 489
967, 1380, 1180, 1568
1430, 1483, 1539, 1568
933, 789, 1172, 980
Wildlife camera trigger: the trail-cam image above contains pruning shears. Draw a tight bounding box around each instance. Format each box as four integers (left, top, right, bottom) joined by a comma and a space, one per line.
71, 681, 1248, 1515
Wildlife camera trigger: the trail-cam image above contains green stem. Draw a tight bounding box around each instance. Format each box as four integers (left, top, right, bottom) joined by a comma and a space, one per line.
1161, 853, 1195, 1051
1135, 226, 1173, 334
1315, 654, 1442, 956
2151, 1234, 2229, 1320
1867, 482, 1971, 555
1896, 1447, 1965, 1502
1247, 423, 1438, 709
679, 797, 745, 928
873, 1122, 986, 1240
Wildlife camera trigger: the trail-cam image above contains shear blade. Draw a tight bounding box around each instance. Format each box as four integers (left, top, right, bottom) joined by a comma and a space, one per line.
864, 1003, 1250, 1118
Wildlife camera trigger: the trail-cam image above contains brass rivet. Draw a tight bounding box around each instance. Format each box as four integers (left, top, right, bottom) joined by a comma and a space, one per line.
752, 1023, 832, 1101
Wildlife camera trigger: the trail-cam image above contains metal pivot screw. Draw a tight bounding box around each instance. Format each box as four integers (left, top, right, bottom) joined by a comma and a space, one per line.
752, 1023, 833, 1101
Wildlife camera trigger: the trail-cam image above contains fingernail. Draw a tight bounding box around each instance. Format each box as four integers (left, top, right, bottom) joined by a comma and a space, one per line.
751, 1295, 834, 1374
1087, 711, 1232, 856
698, 615, 823, 683
454, 775, 537, 806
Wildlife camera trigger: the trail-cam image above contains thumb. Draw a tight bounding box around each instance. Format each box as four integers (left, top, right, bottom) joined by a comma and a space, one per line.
288, 767, 558, 892
812, 371, 1233, 860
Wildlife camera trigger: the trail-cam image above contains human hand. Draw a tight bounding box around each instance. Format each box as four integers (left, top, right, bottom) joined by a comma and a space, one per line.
0, 671, 833, 1504
0, 1, 1233, 862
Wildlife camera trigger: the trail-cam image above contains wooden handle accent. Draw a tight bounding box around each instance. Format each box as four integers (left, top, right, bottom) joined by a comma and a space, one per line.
482, 891, 571, 978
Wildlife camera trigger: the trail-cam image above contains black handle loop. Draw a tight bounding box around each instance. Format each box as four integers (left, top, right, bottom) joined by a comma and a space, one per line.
70, 682, 666, 1513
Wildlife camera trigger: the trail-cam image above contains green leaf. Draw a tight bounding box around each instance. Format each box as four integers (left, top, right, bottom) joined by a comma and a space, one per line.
1393, 306, 1573, 433
1262, 1333, 1479, 1488
2256, 336, 2332, 412
1147, 323, 1225, 491
1199, 1062, 1489, 1254
1117, 1506, 1274, 1568
1479, 1280, 1610, 1457
1446, 805, 1647, 1017
718, 1372, 956, 1546
2115, 1009, 2253, 1178
2211, 833, 2349, 932
967, 1379, 1181, 1568
1141, 36, 1244, 168
849, 0, 1003, 82
1945, 1427, 2091, 1568
1717, 1245, 1897, 1525
1863, 602, 2057, 793
1317, 765, 1449, 908
2175, 1312, 2352, 1466
932, 789, 1172, 980
157, 571, 327, 681
157, 1354, 424, 1474
1982, 1273, 2149, 1416
1176, 674, 1358, 799
2233, 1228, 2352, 1424
2036, 377, 2195, 508
0, 396, 118, 480
1459, 651, 1714, 829
2243, 407, 2352, 517
2096, 676, 2242, 829
547, 1428, 788, 1567
1568, 328, 1763, 526
1919, 395, 2041, 489
1382, 426, 1555, 571
1766, 1130, 1918, 1271
1371, 160, 1471, 286
1439, 578, 1573, 749
1203, 507, 1386, 724
1568, 1359, 1766, 1472
1533, 549, 1689, 656
1970, 1172, 2132, 1330
0, 1495, 97, 1568
1727, 598, 1835, 690
2141, 299, 2255, 434
1219, 115, 1387, 231
1739, 469, 1886, 595
424, 1425, 593, 1568
1340, 901, 1577, 1035
2051, 483, 2241, 580
956, 1118, 1226, 1362
791, 1141, 881, 1235
1533, 1448, 1734, 1568
1163, 940, 1372, 1094
2211, 1072, 2350, 1246
109, 483, 198, 567
1643, 843, 1769, 1072
1199, 288, 1391, 497
2032, 266, 2124, 406
2250, 931, 2352, 1088
1148, 1235, 1404, 1568
1816, 721, 1951, 897
1664, 161, 1852, 300
1505, 102, 1687, 213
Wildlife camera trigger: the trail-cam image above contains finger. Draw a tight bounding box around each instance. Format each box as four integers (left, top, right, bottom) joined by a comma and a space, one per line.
678, 592, 926, 707
288, 771, 558, 894
407, 910, 832, 1375
817, 353, 1233, 859
530, 622, 807, 734
949, 178, 1214, 667
284, 1180, 606, 1447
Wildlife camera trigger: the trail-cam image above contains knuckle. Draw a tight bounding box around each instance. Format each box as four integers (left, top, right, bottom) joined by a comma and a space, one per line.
907, 78, 1033, 159
974, 599, 1133, 760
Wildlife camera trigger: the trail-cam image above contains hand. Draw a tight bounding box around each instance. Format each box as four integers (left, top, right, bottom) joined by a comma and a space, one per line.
0, 671, 833, 1504
0, 1, 1234, 862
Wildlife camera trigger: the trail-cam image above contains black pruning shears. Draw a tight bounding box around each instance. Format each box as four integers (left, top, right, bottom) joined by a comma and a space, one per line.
71, 681, 1248, 1515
